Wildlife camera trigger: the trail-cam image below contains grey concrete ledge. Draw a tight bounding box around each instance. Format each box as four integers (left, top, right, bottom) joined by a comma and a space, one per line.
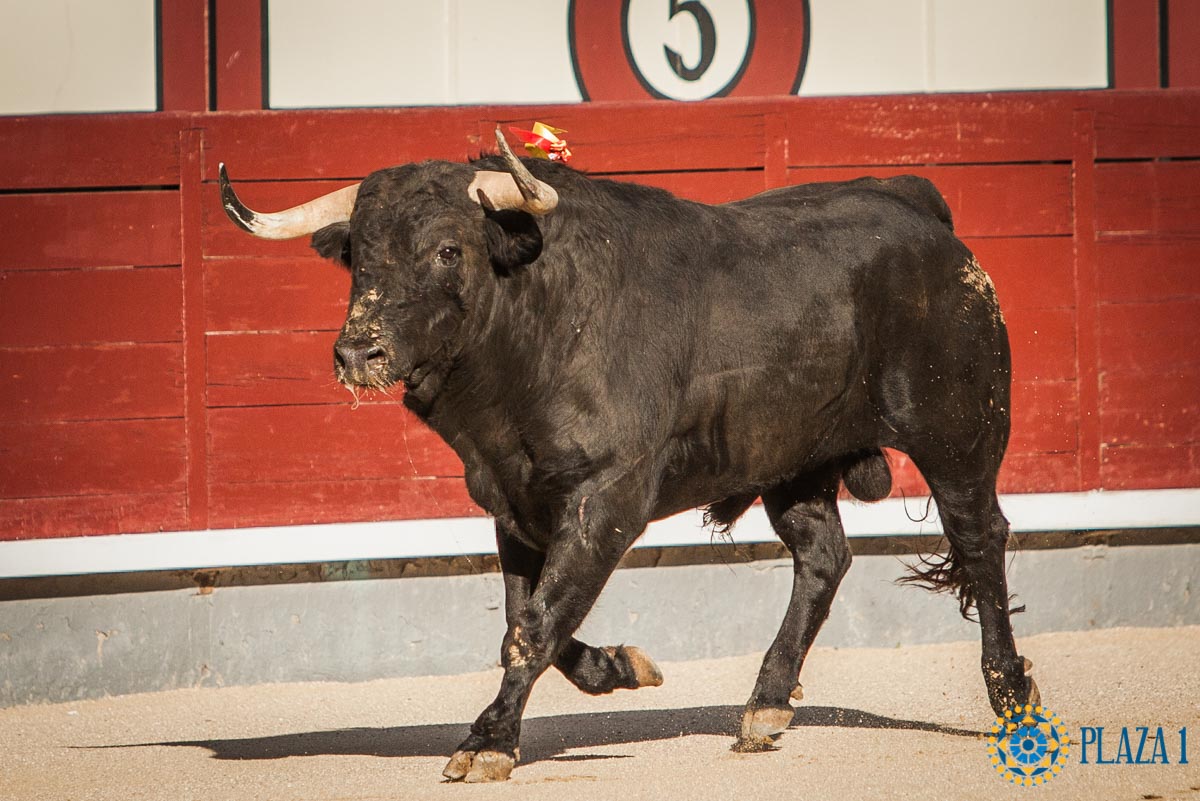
1, 539, 1197, 707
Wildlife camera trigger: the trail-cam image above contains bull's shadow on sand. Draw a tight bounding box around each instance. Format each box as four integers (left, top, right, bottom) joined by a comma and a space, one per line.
103, 706, 980, 766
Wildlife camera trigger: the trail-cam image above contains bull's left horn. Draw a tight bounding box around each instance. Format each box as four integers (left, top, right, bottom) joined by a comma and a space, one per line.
467, 126, 559, 215
219, 163, 360, 240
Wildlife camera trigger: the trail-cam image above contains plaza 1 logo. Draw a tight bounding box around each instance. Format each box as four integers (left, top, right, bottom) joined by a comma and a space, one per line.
987, 704, 1072, 787
569, 0, 809, 101
987, 704, 1192, 787
1080, 725, 1189, 765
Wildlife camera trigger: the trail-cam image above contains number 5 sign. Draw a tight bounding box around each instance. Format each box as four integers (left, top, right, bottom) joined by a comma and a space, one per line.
569, 0, 809, 101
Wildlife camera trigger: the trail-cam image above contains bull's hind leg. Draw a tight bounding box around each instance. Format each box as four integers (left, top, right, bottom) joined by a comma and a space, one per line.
734, 466, 850, 752
911, 463, 1038, 715
497, 523, 662, 696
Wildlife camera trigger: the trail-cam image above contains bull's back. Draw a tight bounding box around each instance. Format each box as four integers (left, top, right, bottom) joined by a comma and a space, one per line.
649, 177, 976, 514
728, 174, 954, 231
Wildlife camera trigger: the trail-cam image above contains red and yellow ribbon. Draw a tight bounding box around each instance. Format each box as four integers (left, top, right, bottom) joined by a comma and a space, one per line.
509, 122, 572, 163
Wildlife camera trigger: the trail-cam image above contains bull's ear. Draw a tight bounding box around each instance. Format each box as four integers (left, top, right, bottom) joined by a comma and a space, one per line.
483, 209, 542, 275
311, 221, 352, 266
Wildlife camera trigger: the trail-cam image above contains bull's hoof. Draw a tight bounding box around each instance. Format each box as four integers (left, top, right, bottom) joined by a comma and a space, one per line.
789, 683, 804, 702
606, 645, 664, 688
987, 655, 1044, 716
442, 749, 517, 783
731, 705, 795, 753
1024, 657, 1042, 707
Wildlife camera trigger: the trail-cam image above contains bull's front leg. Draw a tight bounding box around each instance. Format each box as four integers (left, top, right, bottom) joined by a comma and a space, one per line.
444, 498, 644, 782
497, 522, 663, 696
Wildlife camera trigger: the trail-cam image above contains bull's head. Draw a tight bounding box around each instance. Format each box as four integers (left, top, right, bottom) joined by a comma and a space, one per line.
220, 127, 557, 398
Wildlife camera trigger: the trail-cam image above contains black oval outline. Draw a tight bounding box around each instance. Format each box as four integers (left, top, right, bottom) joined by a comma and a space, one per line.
790, 0, 811, 94
567, 0, 593, 101
620, 0, 756, 101
568, 0, 809, 102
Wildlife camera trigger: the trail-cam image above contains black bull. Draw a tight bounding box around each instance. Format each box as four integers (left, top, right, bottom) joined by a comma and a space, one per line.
220, 131, 1038, 782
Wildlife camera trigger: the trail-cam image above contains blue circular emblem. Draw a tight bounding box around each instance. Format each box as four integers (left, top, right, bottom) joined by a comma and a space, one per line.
987, 704, 1071, 786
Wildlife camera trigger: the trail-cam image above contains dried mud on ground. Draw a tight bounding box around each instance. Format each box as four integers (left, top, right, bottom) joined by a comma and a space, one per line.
2, 626, 1198, 801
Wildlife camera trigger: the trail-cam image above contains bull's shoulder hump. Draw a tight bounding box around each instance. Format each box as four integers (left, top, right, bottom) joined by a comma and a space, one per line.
723, 176, 954, 230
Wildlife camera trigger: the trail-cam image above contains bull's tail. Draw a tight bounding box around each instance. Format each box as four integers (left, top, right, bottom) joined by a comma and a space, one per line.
702, 493, 758, 537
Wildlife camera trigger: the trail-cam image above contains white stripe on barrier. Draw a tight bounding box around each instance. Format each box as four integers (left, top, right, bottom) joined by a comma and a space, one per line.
1, 488, 1197, 579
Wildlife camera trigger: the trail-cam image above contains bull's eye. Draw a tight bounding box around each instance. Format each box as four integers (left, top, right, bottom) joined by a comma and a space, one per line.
436, 244, 461, 266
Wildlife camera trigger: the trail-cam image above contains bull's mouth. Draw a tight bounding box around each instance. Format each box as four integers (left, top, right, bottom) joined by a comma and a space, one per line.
337, 358, 437, 406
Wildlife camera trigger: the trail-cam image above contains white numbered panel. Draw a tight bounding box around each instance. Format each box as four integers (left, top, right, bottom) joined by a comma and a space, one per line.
262, 0, 1110, 108
0, 0, 157, 115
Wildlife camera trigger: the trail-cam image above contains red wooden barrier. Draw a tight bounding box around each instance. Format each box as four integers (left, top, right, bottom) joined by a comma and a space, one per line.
1, 90, 1199, 540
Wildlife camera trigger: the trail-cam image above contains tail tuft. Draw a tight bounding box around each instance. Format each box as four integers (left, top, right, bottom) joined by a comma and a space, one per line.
897, 545, 977, 619
702, 493, 758, 537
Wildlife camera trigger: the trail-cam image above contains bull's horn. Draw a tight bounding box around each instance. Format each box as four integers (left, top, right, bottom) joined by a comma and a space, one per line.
219, 163, 360, 240
467, 126, 559, 215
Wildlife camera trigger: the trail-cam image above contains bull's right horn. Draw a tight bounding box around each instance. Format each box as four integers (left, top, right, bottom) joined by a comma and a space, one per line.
467, 126, 559, 215
219, 163, 360, 240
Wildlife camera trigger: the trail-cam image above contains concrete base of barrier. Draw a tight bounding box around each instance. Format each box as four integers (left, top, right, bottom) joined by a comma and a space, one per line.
1, 537, 1197, 707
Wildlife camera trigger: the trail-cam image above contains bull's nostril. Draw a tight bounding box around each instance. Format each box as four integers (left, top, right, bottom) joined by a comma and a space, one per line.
334, 344, 351, 371
335, 342, 387, 376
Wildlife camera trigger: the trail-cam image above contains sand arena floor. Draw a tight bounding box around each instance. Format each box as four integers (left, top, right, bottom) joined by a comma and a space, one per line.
2, 626, 1197, 801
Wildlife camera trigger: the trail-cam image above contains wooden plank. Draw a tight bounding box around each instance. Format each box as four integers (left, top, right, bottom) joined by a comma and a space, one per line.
1101, 369, 1199, 447
604, 170, 765, 205
158, 0, 208, 111
0, 114, 184, 189
207, 405, 463, 485
213, 0, 263, 110
208, 477, 481, 529
0, 343, 183, 424
0, 268, 182, 347
1097, 240, 1200, 303
1098, 300, 1200, 373
1101, 443, 1200, 490
1094, 92, 1200, 157
483, 103, 768, 173
1009, 381, 1078, 454
1169, 0, 1200, 87
202, 108, 485, 180
0, 191, 180, 270
203, 181, 359, 259
1095, 161, 1200, 236
1006, 308, 1077, 383
783, 93, 1075, 166
965, 237, 1075, 311
786, 164, 1073, 237
1073, 111, 1101, 491
205, 258, 348, 332
180, 129, 208, 530
1109, 0, 1162, 89
0, 419, 186, 499
0, 493, 188, 541
999, 452, 1080, 494
207, 331, 345, 407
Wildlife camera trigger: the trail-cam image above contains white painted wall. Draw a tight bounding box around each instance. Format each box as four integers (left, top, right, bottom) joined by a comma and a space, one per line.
0, 0, 1111, 115
0, 0, 157, 115
266, 0, 581, 109
795, 0, 1110, 95
268, 0, 1110, 107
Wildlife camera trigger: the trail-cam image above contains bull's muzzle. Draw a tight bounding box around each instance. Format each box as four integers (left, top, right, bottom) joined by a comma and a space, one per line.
334, 339, 388, 387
